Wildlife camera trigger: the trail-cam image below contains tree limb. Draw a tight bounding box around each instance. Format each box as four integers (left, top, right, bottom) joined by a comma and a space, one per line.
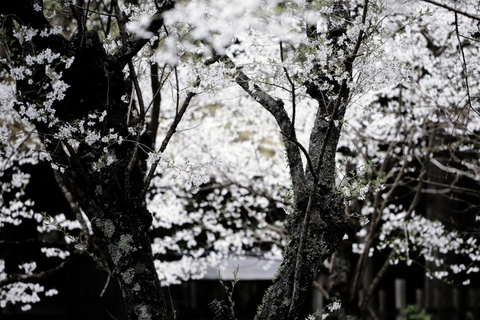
234, 68, 307, 198
149, 55, 163, 146
53, 169, 92, 236
359, 249, 395, 310
279, 41, 297, 138
0, 239, 73, 251
113, 1, 175, 68
454, 13, 480, 118
0, 256, 76, 288
420, 0, 480, 22
141, 91, 196, 198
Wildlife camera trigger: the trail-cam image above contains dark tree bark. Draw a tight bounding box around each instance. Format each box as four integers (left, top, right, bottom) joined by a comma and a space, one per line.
234, 1, 361, 319
0, 1, 174, 319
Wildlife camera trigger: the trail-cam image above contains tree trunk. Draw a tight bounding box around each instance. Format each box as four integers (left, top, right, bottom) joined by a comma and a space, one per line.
93, 207, 168, 320
255, 191, 348, 320
251, 1, 354, 318
0, 5, 171, 317
52, 32, 169, 319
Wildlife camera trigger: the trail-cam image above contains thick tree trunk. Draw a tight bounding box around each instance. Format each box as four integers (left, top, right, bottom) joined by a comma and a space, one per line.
93, 207, 168, 320
251, 1, 354, 318
255, 191, 347, 320
0, 3, 172, 316
254, 104, 348, 320
3, 1, 360, 320
57, 33, 170, 319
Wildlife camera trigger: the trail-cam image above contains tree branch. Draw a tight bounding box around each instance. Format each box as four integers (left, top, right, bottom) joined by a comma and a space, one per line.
350, 130, 435, 303
280, 131, 319, 184
420, 0, 480, 22
454, 13, 480, 118
53, 169, 92, 236
0, 239, 72, 252
113, 1, 175, 68
348, 0, 369, 65
123, 60, 146, 201
279, 41, 297, 138
234, 67, 307, 198
359, 249, 395, 310
348, 99, 411, 302
0, 256, 76, 288
149, 56, 163, 146
141, 91, 196, 198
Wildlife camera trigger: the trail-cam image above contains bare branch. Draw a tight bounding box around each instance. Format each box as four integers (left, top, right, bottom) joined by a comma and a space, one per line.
360, 162, 428, 310
58, 0, 117, 18
129, 60, 146, 119
349, 0, 369, 64
350, 132, 435, 303
313, 280, 331, 300
313, 79, 348, 178
124, 60, 147, 201
349, 129, 412, 301
430, 157, 477, 180
360, 249, 395, 310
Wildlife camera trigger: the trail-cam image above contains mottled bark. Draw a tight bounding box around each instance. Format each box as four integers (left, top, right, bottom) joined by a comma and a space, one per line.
237, 1, 358, 319
0, 1, 174, 319
1, 0, 366, 319
255, 192, 347, 320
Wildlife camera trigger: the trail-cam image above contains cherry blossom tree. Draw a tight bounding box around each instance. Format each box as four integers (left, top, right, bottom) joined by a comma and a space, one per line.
163, 1, 480, 318
319, 3, 480, 317
0, 1, 479, 320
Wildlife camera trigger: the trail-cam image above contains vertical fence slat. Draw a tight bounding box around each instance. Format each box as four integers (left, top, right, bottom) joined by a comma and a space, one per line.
395, 279, 406, 320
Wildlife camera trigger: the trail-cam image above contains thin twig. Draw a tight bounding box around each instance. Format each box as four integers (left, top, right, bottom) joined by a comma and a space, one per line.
174, 66, 180, 114
141, 91, 197, 198
420, 0, 480, 22
454, 13, 480, 118
58, 0, 117, 17
128, 60, 146, 119
0, 256, 76, 287
279, 41, 297, 138
100, 273, 111, 297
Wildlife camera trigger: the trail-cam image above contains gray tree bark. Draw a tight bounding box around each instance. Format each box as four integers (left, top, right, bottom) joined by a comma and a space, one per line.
234, 1, 360, 319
